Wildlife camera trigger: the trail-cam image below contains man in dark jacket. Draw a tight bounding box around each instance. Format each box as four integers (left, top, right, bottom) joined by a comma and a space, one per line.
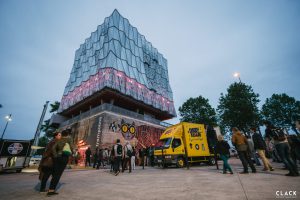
85, 147, 92, 167
93, 148, 99, 168
250, 127, 274, 171
264, 121, 299, 176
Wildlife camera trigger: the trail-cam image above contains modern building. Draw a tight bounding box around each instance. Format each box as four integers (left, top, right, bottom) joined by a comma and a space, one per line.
52, 9, 176, 163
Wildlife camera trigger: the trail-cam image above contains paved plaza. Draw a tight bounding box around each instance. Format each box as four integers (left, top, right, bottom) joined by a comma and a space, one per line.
0, 159, 299, 200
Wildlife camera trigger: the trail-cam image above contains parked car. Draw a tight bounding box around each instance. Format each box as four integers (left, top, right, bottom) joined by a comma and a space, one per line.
0, 139, 33, 173
29, 155, 42, 166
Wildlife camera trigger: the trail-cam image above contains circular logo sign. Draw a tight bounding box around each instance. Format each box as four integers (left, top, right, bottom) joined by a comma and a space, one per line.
195, 144, 199, 150
8, 143, 23, 155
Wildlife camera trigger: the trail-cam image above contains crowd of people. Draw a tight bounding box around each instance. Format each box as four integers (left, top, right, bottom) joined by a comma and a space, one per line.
215, 119, 300, 177
37, 119, 300, 196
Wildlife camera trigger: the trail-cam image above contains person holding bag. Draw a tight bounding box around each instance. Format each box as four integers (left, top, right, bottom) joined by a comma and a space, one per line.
232, 127, 256, 174
38, 132, 61, 193
47, 129, 73, 196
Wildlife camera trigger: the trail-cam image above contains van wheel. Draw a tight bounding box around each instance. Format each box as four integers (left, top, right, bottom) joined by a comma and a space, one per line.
16, 169, 22, 173
176, 157, 185, 168
208, 157, 216, 166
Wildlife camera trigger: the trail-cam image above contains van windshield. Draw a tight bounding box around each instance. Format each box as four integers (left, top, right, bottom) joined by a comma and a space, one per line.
155, 138, 172, 149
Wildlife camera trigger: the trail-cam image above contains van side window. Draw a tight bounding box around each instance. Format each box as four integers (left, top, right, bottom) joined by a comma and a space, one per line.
172, 139, 181, 148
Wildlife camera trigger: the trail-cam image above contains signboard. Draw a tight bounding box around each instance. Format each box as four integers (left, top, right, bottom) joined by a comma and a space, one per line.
0, 140, 31, 157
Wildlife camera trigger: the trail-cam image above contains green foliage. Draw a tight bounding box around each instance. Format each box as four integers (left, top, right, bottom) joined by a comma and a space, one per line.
261, 93, 300, 131
179, 95, 217, 126
217, 82, 261, 134
35, 135, 50, 155
41, 101, 60, 138
49, 101, 60, 113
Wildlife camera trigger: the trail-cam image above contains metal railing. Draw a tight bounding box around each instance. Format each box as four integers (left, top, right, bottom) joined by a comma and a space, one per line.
59, 103, 171, 128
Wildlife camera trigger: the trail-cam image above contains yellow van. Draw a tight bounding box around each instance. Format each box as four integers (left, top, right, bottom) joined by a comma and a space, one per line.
154, 122, 215, 167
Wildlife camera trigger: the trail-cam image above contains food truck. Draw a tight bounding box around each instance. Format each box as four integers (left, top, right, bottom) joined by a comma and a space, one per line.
154, 122, 215, 167
0, 139, 32, 173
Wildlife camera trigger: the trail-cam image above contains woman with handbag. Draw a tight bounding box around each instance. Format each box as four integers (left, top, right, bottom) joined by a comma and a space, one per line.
38, 132, 61, 193
231, 127, 256, 174
47, 129, 73, 196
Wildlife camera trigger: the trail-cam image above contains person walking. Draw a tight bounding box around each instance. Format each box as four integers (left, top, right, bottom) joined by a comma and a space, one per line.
113, 139, 123, 176
93, 147, 99, 168
103, 148, 109, 166
250, 127, 274, 171
97, 149, 105, 169
131, 147, 136, 170
264, 121, 299, 176
122, 142, 133, 173
73, 149, 80, 166
85, 147, 92, 167
38, 132, 61, 193
232, 127, 256, 174
139, 148, 146, 169
215, 135, 233, 174
109, 146, 114, 172
48, 130, 73, 196
246, 134, 261, 166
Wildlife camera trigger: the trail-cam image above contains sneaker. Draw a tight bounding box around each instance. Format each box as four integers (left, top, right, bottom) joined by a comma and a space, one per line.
39, 190, 47, 194
285, 173, 299, 177
230, 172, 234, 174
270, 168, 274, 171
252, 170, 257, 173
47, 191, 59, 196
115, 171, 120, 176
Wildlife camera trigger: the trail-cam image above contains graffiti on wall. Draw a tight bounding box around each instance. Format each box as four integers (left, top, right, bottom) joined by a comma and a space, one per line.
119, 120, 136, 140
108, 119, 136, 141
135, 125, 164, 150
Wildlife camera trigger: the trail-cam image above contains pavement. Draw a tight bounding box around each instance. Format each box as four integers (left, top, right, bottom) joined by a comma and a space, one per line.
0, 159, 299, 200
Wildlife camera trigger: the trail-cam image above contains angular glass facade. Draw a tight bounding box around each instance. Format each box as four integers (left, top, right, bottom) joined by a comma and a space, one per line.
59, 10, 176, 117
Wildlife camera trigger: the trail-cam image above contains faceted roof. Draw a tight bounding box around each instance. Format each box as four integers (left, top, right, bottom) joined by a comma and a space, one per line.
59, 10, 176, 117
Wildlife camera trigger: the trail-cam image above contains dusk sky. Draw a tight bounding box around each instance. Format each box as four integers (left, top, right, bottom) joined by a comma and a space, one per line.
0, 0, 299, 140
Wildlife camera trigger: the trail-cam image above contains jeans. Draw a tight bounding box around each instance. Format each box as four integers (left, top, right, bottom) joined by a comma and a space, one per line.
275, 142, 299, 175
122, 157, 132, 172
49, 156, 69, 190
85, 156, 91, 167
96, 158, 105, 169
220, 154, 232, 173
131, 156, 136, 170
251, 151, 261, 166
40, 166, 53, 191
238, 151, 256, 172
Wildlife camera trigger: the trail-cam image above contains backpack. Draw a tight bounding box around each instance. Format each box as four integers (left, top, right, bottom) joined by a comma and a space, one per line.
126, 146, 132, 157
62, 143, 72, 156
117, 144, 123, 155
271, 128, 286, 141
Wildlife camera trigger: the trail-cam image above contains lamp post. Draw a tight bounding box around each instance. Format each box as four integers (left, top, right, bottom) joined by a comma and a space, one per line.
233, 72, 242, 82
1, 114, 12, 140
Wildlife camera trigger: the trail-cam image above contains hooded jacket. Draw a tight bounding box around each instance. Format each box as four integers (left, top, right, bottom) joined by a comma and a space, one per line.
232, 131, 247, 146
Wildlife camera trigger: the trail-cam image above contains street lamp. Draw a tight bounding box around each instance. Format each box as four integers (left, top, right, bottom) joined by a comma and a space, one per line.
1, 114, 12, 140
233, 72, 241, 82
